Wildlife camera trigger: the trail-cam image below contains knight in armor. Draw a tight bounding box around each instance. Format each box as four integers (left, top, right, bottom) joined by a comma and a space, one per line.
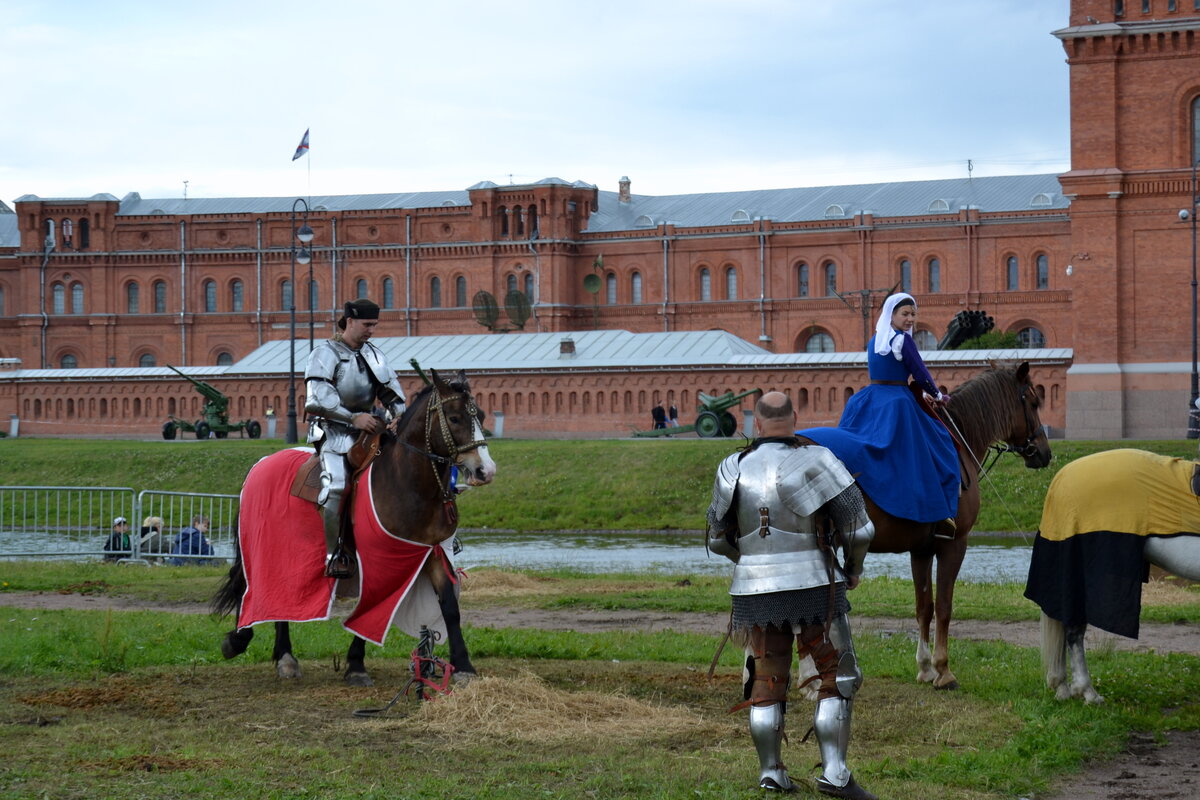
707, 391, 876, 800
304, 298, 406, 579
801, 292, 959, 539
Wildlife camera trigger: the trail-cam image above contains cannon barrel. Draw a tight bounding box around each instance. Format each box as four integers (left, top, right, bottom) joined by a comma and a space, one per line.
166, 364, 228, 403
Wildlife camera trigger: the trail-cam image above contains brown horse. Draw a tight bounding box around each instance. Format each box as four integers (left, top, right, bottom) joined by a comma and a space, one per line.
862, 361, 1052, 689
212, 369, 496, 686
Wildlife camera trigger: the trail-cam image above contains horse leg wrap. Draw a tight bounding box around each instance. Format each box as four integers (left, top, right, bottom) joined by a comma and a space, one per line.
749, 627, 793, 705
798, 623, 841, 701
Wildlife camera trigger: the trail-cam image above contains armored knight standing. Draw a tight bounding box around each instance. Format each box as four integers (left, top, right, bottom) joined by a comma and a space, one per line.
707, 391, 876, 800
304, 298, 406, 578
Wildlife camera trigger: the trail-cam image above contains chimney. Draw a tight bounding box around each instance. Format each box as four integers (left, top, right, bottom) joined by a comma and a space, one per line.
559, 336, 576, 356
618, 176, 631, 204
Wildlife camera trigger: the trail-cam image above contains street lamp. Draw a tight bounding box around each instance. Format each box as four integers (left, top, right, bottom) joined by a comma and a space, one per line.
286, 199, 313, 444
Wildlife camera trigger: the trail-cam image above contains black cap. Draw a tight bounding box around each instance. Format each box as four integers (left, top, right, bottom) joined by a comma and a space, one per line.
338, 298, 380, 328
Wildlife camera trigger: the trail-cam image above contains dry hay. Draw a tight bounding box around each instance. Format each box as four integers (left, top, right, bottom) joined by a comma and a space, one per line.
455, 568, 567, 600
405, 673, 735, 745
1143, 577, 1199, 606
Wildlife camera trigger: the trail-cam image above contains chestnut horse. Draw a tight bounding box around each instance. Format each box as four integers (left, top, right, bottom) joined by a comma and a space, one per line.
212, 369, 496, 686
812, 362, 1052, 690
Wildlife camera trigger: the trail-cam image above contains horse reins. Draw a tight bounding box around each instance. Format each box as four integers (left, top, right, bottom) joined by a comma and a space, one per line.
397, 385, 487, 525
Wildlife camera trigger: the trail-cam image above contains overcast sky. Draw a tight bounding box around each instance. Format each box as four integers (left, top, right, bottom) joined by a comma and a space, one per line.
1, 0, 1071, 205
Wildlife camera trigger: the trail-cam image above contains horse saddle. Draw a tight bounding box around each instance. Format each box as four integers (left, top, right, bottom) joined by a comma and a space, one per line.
289, 430, 386, 504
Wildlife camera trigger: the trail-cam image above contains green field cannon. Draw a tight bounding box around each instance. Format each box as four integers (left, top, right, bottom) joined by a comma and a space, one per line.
161, 365, 262, 440
633, 388, 761, 438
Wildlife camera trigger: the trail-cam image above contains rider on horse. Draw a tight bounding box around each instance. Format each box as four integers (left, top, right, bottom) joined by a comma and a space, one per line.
707, 391, 877, 799
305, 298, 407, 579
802, 292, 960, 540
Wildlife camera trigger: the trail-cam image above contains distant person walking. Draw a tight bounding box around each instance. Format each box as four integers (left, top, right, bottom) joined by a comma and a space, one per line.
668, 404, 679, 427
651, 403, 667, 429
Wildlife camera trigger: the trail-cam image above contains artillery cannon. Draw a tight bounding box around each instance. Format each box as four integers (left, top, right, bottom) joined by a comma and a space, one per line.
633, 388, 761, 438
161, 365, 262, 440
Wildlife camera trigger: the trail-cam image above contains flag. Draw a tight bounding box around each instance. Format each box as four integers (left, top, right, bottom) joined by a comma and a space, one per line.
292, 129, 310, 161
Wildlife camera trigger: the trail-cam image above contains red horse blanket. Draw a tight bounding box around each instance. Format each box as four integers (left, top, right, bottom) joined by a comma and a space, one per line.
237, 448, 449, 646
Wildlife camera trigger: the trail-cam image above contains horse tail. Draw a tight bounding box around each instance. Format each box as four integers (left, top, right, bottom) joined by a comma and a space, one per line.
1039, 611, 1066, 689
211, 529, 246, 618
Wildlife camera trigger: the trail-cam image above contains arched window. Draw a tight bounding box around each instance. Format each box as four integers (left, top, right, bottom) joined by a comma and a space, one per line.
506, 274, 518, 295
139, 353, 157, 368
700, 268, 712, 301
60, 354, 77, 369
455, 276, 467, 307
526, 205, 539, 238
430, 276, 442, 308
1006, 256, 1019, 291
383, 277, 395, 309
1193, 96, 1200, 165
497, 205, 509, 236
204, 279, 217, 312
70, 282, 84, 314
899, 259, 912, 292
0, 286, 4, 316
231, 279, 244, 312
823, 262, 837, 296
928, 258, 941, 293
1018, 326, 1046, 348
515, 206, 525, 237
216, 352, 233, 366
797, 263, 809, 297
281, 279, 293, 311
78, 218, 90, 249
631, 271, 642, 303
725, 266, 737, 300
308, 278, 319, 311
1036, 253, 1049, 289
355, 279, 368, 299
523, 272, 534, 300
805, 332, 834, 353
51, 283, 65, 314
914, 329, 938, 351
605, 273, 617, 304
154, 280, 167, 313
126, 282, 139, 314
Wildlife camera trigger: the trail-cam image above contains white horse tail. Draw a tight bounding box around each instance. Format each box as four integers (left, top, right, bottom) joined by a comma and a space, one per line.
1039, 611, 1067, 692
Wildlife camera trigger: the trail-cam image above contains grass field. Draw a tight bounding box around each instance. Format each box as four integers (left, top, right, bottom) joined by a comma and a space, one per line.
0, 438, 1198, 798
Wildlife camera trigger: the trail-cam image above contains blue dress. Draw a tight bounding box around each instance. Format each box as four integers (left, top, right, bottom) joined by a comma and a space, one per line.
800, 331, 959, 524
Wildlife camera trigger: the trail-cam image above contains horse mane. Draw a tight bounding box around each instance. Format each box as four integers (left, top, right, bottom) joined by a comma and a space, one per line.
943, 365, 1023, 455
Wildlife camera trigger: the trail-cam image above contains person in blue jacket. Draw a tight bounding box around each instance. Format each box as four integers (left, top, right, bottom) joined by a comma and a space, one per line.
170, 515, 216, 565
801, 293, 959, 539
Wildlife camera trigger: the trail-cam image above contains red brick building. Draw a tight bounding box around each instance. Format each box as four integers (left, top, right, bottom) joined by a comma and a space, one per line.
0, 0, 1196, 439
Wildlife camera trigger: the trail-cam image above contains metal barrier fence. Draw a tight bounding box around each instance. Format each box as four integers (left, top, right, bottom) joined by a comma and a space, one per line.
0, 485, 238, 564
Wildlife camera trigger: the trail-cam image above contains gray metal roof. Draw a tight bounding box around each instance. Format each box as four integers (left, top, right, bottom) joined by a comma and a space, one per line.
0, 213, 17, 248
113, 190, 472, 217
584, 173, 1068, 233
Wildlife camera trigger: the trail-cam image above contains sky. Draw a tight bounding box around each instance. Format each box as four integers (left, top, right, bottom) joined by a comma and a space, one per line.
0, 0, 1072, 205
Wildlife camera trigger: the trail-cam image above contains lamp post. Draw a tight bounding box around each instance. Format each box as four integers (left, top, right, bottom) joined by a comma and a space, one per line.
286, 199, 314, 444
1182, 161, 1200, 439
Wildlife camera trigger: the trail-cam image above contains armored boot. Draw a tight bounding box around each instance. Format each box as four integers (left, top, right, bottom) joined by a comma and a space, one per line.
748, 703, 794, 792
321, 503, 355, 580
813, 697, 875, 800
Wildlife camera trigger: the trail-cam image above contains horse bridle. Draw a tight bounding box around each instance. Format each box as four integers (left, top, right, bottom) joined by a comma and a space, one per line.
983, 383, 1046, 471
396, 384, 487, 504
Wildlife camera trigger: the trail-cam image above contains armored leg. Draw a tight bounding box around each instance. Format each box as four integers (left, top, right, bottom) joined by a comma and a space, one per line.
748, 626, 794, 791
802, 617, 874, 800
318, 451, 354, 579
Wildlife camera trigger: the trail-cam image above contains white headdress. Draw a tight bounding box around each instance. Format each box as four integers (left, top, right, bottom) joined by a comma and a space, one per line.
873, 293, 916, 358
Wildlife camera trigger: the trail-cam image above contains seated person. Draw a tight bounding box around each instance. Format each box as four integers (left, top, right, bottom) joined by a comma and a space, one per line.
169, 515, 217, 566
801, 293, 959, 538
103, 516, 131, 561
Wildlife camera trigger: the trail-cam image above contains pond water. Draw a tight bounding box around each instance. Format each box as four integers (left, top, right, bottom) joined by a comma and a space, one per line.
452, 530, 1036, 584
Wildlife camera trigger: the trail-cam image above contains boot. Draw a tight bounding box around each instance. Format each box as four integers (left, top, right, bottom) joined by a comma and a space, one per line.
933, 517, 957, 540
322, 504, 355, 580
813, 697, 875, 800
748, 703, 794, 792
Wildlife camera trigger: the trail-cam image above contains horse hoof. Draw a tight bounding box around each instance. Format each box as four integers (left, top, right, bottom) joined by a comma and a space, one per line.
934, 680, 959, 691
344, 672, 373, 688
220, 636, 241, 660
453, 671, 477, 686
276, 654, 302, 680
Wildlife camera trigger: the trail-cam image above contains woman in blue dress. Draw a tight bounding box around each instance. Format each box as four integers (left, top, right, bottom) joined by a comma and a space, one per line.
801, 293, 959, 537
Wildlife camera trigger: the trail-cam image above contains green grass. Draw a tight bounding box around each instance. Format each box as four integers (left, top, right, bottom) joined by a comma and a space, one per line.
2, 436, 1198, 532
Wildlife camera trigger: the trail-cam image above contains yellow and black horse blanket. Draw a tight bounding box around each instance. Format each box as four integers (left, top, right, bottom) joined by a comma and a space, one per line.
1024, 449, 1200, 639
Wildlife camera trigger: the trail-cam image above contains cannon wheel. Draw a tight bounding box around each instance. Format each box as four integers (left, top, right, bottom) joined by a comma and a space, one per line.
161, 421, 177, 440
246, 420, 262, 439
215, 429, 229, 439
720, 411, 738, 437
695, 411, 722, 438
195, 421, 211, 440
